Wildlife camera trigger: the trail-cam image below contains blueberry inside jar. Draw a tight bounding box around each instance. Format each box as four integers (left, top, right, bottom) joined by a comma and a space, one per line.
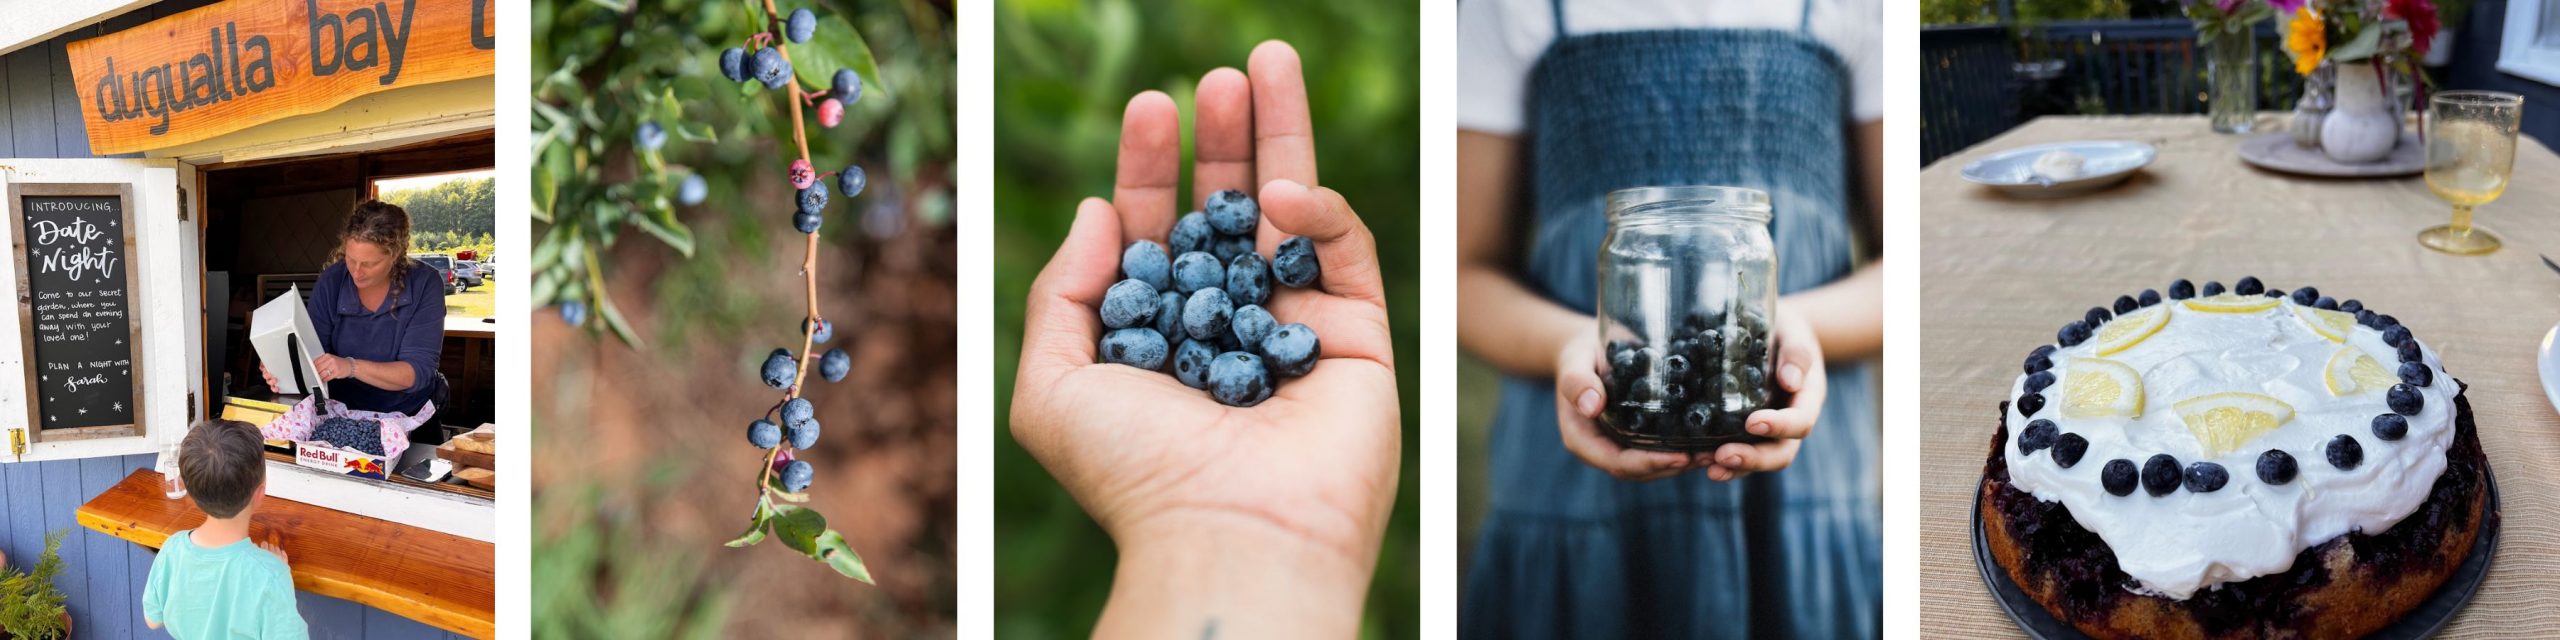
1595, 186, 1778, 451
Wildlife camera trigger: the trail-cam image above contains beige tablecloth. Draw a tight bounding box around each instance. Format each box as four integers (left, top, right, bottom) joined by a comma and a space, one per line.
1920, 115, 2560, 636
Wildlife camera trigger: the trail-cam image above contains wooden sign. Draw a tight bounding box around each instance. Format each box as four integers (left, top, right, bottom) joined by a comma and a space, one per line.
8, 183, 146, 441
65, 0, 498, 155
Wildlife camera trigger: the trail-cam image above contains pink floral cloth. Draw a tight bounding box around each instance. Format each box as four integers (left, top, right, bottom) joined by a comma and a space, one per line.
256, 396, 437, 461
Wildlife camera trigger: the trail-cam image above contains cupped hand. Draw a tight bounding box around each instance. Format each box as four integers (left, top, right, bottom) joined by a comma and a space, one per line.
1554, 300, 1828, 482
1009, 42, 1399, 579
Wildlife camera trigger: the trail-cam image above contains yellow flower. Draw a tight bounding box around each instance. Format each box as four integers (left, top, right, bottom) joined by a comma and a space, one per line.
2285, 7, 2327, 76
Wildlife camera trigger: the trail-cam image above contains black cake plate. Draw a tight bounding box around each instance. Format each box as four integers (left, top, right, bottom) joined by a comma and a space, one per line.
1972, 466, 2500, 639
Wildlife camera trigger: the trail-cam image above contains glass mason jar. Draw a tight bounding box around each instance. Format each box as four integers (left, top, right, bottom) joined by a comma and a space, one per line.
1595, 186, 1778, 452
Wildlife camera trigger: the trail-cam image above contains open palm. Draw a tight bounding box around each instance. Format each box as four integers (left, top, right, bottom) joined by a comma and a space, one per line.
1010, 41, 1400, 578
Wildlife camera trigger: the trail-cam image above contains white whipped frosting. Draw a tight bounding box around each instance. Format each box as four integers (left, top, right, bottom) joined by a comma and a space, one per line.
2003, 298, 2455, 600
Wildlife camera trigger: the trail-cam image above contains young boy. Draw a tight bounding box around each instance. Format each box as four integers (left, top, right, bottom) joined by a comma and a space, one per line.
143, 419, 309, 639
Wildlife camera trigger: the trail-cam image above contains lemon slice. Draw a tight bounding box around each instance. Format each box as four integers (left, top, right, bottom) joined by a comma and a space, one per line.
2323, 346, 2398, 395
2183, 294, 2281, 314
2092, 306, 2170, 355
2292, 305, 2357, 342
2061, 358, 2144, 418
2174, 392, 2296, 456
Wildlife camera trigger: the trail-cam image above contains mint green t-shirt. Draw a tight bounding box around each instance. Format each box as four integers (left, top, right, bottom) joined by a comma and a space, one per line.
141, 530, 309, 640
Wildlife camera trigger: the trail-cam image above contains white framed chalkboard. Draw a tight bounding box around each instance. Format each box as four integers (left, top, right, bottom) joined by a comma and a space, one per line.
8, 182, 146, 442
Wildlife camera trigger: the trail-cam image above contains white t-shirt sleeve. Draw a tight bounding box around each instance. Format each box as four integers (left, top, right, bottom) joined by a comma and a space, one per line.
1837, 0, 1883, 122
1455, 0, 1546, 136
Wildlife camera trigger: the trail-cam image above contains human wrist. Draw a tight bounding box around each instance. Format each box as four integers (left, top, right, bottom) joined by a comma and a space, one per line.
1099, 514, 1376, 639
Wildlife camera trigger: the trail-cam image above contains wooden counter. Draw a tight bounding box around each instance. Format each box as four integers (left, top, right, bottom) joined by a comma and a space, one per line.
73, 470, 493, 638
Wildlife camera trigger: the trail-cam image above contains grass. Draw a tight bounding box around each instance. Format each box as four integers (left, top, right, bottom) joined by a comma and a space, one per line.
448, 278, 496, 319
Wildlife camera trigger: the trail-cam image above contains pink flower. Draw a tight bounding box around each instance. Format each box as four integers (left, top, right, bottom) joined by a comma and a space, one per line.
2388, 0, 2440, 56
2265, 0, 2306, 15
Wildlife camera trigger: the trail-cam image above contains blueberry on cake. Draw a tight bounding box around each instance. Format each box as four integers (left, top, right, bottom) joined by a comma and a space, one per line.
1979, 279, 2494, 639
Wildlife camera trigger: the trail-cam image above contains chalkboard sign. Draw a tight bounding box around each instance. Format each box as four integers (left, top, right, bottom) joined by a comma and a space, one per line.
11, 184, 145, 441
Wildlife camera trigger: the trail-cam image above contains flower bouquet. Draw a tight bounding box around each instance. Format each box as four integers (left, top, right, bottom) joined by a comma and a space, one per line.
2278, 0, 2439, 162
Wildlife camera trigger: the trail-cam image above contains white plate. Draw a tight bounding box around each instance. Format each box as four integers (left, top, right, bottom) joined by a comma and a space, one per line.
2540, 321, 2560, 415
2237, 132, 2426, 177
1960, 141, 2156, 198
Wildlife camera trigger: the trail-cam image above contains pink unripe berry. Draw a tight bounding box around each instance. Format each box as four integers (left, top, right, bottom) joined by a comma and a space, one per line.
789, 159, 816, 189
818, 98, 844, 128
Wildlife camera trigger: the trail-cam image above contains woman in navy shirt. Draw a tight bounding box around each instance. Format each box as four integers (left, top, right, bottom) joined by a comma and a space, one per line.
263, 200, 446, 416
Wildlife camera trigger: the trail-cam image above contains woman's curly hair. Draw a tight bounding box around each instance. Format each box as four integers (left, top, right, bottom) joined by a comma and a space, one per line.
329, 199, 415, 310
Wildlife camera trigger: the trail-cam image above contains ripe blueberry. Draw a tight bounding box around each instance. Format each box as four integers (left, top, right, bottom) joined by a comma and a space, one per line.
793, 210, 823, 234
2023, 370, 2055, 393
678, 174, 708, 206
1173, 339, 1217, 389
1153, 291, 1185, 341
720, 47, 749, 83
748, 418, 782, 449
1226, 253, 1271, 306
1171, 251, 1225, 294
2137, 289, 2161, 307
2290, 286, 2319, 306
1231, 305, 1276, 349
2327, 434, 2363, 470
788, 417, 820, 449
831, 68, 863, 104
805, 317, 833, 344
2258, 449, 2298, 484
2167, 279, 2195, 300
1122, 240, 1172, 292
2083, 307, 2111, 328
2102, 459, 2138, 496
2056, 321, 2091, 347
2398, 361, 2432, 387
2201, 280, 2226, 296
1211, 234, 1254, 265
781, 460, 815, 492
1099, 328, 1170, 371
2016, 392, 2046, 418
1100, 279, 1160, 329
1207, 352, 1273, 407
2048, 432, 2088, 468
2387, 383, 2424, 415
751, 47, 792, 89
2382, 325, 2412, 348
1171, 212, 1214, 255
2017, 419, 2057, 454
786, 8, 818, 43
1183, 288, 1234, 341
1271, 236, 1319, 288
2112, 295, 2138, 314
836, 165, 867, 198
636, 121, 667, 152
782, 397, 815, 428
2141, 454, 2181, 496
1205, 189, 1259, 235
2184, 462, 2229, 492
820, 347, 851, 383
1262, 323, 1320, 377
2340, 299, 2364, 314
2372, 413, 2408, 441
560, 301, 588, 327
2234, 276, 2264, 295
760, 348, 797, 389
798, 182, 829, 215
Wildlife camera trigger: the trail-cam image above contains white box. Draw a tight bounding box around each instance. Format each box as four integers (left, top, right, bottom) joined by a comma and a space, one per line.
249, 285, 330, 405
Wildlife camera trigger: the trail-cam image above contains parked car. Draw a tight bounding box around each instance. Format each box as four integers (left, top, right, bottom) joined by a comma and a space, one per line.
416, 255, 464, 295
453, 260, 485, 289
475, 256, 495, 280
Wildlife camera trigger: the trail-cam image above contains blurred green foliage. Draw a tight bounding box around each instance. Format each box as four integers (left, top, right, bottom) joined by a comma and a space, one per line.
528, 0, 952, 345
533, 473, 734, 639
1923, 0, 2133, 24
990, 0, 1420, 637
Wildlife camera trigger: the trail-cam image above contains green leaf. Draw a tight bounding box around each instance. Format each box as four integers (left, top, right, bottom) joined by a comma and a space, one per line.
789, 14, 886, 99
768, 504, 828, 556
812, 530, 873, 584
628, 203, 696, 257
657, 85, 684, 126
2331, 25, 2385, 62
596, 295, 642, 345
723, 500, 771, 547
676, 123, 718, 144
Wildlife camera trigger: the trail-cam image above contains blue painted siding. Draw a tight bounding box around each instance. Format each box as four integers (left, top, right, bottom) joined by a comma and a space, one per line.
0, 3, 469, 638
